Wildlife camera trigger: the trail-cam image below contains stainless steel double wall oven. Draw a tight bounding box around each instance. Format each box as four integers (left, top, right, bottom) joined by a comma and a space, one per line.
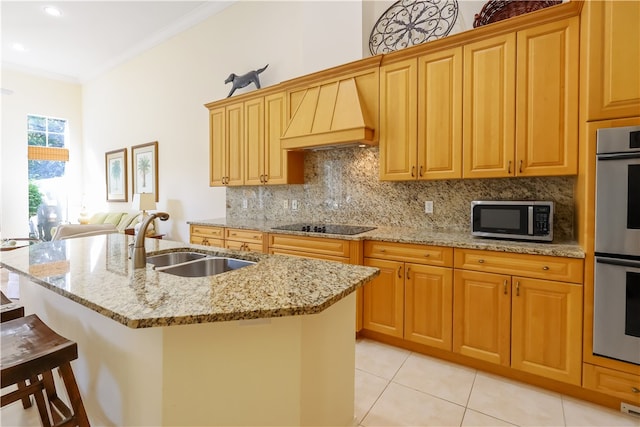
593, 125, 640, 365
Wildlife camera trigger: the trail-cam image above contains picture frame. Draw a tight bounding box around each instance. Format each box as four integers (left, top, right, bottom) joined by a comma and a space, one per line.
131, 141, 158, 202
105, 148, 128, 202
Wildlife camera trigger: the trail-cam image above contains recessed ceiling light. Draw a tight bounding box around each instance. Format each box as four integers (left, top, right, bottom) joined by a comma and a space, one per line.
43, 6, 62, 17
12, 43, 27, 52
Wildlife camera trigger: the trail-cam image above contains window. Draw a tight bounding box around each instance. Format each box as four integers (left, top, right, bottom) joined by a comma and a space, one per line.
27, 115, 69, 241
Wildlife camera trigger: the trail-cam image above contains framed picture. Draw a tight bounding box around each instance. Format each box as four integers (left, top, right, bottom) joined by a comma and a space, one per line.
131, 141, 158, 202
105, 148, 128, 202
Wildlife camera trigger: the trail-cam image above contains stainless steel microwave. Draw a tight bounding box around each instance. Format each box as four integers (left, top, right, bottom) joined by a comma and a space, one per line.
471, 201, 554, 242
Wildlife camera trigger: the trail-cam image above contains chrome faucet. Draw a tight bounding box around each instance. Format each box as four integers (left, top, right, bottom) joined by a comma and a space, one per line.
131, 212, 170, 268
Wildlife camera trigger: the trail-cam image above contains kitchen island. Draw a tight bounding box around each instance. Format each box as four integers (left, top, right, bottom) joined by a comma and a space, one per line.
0, 234, 379, 426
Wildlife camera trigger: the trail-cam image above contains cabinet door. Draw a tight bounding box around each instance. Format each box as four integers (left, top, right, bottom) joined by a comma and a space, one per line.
379, 58, 418, 181
418, 47, 462, 180
405, 263, 453, 350
226, 102, 244, 186
582, 0, 640, 121
511, 277, 582, 385
516, 17, 579, 177
463, 33, 516, 178
363, 258, 404, 338
264, 92, 287, 184
453, 270, 511, 366
209, 107, 226, 186
244, 97, 265, 186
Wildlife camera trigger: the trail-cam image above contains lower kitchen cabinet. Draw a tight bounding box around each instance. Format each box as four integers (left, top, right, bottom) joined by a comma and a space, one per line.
225, 228, 265, 253
189, 225, 224, 247
583, 363, 640, 405
268, 233, 364, 330
453, 249, 584, 385
362, 241, 453, 350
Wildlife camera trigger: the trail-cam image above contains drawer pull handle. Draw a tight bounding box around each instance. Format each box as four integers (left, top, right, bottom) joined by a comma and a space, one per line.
424, 253, 430, 257
411, 166, 415, 177
406, 267, 411, 280
519, 160, 523, 173
478, 259, 485, 264
632, 387, 640, 393
419, 165, 424, 177
397, 266, 402, 279
516, 281, 520, 296
503, 280, 508, 295
380, 248, 386, 253
507, 161, 512, 174
542, 266, 549, 271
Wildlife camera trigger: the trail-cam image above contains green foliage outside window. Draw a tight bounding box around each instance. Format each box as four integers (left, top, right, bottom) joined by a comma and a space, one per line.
28, 181, 42, 218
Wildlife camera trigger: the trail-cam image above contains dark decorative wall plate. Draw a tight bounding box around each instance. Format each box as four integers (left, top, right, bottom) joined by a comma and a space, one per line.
473, 0, 562, 28
369, 0, 459, 55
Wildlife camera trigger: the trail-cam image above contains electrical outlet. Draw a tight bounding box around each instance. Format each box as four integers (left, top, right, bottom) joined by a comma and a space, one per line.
291, 199, 299, 211
242, 199, 248, 209
424, 201, 434, 214
283, 200, 288, 210
621, 402, 640, 417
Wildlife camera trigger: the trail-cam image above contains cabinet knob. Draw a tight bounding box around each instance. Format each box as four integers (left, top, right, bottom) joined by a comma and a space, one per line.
423, 253, 430, 258
542, 266, 549, 271
478, 259, 485, 264
632, 387, 639, 393
380, 248, 386, 253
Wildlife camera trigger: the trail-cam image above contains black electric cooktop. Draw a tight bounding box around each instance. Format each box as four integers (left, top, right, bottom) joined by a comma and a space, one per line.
272, 223, 376, 236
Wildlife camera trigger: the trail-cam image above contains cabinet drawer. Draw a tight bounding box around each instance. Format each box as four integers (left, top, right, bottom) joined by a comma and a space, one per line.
225, 228, 264, 243
269, 234, 351, 258
583, 364, 640, 404
454, 249, 583, 283
190, 225, 224, 239
190, 236, 224, 247
225, 240, 263, 253
364, 241, 453, 267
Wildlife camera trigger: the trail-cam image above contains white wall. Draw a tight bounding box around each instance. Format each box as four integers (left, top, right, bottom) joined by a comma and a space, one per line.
81, 1, 364, 242
0, 69, 83, 238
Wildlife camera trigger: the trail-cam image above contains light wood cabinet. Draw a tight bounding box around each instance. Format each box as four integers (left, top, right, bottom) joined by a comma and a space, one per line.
453, 249, 583, 385
225, 228, 265, 253
463, 17, 578, 178
209, 103, 244, 186
583, 364, 640, 405
379, 47, 462, 181
581, 0, 640, 121
207, 89, 303, 187
245, 93, 304, 185
189, 225, 224, 247
268, 233, 364, 331
363, 241, 454, 350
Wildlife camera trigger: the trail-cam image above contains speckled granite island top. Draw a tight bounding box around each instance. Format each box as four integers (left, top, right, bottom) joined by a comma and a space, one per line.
0, 234, 379, 329
189, 218, 585, 259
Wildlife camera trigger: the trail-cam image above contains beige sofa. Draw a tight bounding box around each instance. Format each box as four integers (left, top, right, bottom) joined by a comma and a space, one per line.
51, 212, 157, 241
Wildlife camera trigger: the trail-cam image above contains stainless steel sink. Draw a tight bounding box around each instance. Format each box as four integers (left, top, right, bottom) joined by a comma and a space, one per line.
155, 257, 255, 278
147, 252, 207, 268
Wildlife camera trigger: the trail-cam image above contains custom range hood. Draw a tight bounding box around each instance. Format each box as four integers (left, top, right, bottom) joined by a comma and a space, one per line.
281, 59, 380, 150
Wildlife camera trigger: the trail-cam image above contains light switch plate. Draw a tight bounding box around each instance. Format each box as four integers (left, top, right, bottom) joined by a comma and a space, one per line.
425, 201, 433, 214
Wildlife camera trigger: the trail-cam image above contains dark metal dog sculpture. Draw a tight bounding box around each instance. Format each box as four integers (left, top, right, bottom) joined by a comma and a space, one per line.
225, 64, 269, 97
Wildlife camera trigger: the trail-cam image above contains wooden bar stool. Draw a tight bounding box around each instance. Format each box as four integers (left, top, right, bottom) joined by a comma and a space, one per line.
1, 290, 24, 322
1, 314, 90, 426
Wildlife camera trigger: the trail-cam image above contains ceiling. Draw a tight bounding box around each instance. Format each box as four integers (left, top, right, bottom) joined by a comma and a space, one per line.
1, 1, 234, 83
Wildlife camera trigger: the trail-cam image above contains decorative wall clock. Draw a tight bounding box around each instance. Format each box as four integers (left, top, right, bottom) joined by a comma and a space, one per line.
369, 0, 459, 55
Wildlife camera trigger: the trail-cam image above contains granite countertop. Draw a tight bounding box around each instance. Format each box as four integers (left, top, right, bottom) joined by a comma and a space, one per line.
0, 234, 379, 329
188, 218, 585, 259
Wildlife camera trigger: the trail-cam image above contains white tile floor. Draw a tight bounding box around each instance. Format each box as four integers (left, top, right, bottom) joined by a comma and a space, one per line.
355, 338, 640, 427
1, 289, 639, 427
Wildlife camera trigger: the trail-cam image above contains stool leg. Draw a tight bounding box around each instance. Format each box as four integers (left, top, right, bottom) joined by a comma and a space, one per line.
17, 379, 33, 409
30, 375, 52, 427
42, 370, 66, 425
57, 363, 90, 427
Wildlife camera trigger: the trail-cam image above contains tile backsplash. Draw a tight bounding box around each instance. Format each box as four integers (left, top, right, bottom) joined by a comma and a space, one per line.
227, 146, 575, 240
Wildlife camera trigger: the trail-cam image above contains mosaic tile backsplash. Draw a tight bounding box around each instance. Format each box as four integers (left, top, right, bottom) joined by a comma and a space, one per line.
227, 147, 576, 241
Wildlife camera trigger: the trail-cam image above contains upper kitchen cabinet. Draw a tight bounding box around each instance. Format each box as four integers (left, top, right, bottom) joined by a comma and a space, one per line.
464, 17, 579, 178
379, 47, 462, 181
209, 102, 244, 186
206, 86, 303, 187
244, 93, 304, 185
581, 0, 640, 121
281, 57, 381, 150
